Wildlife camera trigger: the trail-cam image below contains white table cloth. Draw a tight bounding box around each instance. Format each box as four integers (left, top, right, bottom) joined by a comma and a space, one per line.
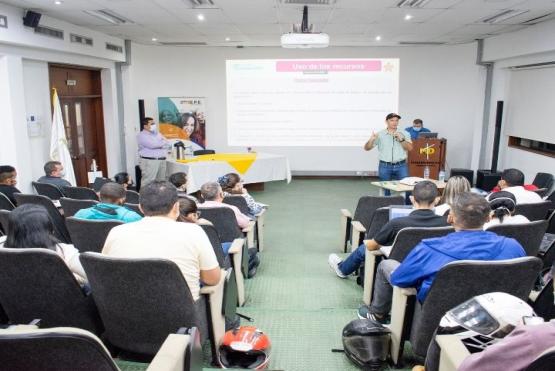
166, 153, 291, 193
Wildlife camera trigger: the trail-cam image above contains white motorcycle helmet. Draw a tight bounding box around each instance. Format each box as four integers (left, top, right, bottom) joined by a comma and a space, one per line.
438, 292, 541, 351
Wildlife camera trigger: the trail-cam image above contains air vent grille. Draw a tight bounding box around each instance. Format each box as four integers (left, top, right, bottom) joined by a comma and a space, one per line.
399, 41, 446, 45
190, 0, 217, 7
280, 0, 336, 5
35, 25, 64, 39
70, 34, 93, 46
159, 41, 208, 46
106, 43, 123, 53
521, 13, 553, 25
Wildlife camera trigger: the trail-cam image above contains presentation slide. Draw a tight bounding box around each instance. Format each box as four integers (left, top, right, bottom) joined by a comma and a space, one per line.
226, 58, 399, 147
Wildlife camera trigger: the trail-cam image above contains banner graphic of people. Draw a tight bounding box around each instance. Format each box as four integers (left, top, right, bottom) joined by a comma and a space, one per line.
157, 97, 206, 150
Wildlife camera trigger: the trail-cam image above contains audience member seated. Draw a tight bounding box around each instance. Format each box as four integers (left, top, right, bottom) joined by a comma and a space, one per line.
328, 181, 448, 278
357, 192, 525, 322
483, 191, 529, 230
178, 198, 233, 255
169, 172, 197, 202
434, 175, 471, 216
102, 181, 220, 304
37, 161, 71, 189
0, 165, 21, 205
218, 173, 266, 217
113, 172, 133, 190
74, 183, 142, 223
0, 204, 87, 285
200, 182, 250, 229
458, 322, 555, 371
491, 168, 542, 204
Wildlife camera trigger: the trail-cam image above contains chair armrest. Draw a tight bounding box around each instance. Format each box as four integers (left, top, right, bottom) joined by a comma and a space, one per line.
389, 285, 417, 366
400, 287, 417, 296
200, 269, 226, 352
352, 221, 366, 233
228, 238, 244, 254
350, 221, 366, 252
362, 249, 381, 305
436, 335, 471, 371
242, 220, 256, 233
228, 241, 246, 306
340, 209, 353, 252
147, 333, 191, 371
255, 212, 266, 251
340, 209, 352, 218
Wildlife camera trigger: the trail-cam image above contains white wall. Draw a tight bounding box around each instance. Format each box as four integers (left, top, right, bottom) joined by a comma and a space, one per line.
0, 2, 126, 189
0, 2, 125, 62
481, 19, 555, 183
124, 42, 484, 174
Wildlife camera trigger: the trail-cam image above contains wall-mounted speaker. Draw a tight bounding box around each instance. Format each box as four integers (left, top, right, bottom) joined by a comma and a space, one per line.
138, 99, 145, 131
22, 10, 41, 28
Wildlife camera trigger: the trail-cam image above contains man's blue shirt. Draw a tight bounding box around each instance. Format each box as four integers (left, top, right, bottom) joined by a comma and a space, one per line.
405, 126, 431, 140
390, 230, 525, 303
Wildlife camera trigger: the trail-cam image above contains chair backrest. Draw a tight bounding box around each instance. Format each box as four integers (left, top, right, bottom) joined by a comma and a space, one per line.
0, 248, 103, 334
32, 181, 65, 200
60, 197, 98, 218
125, 190, 140, 204
533, 172, 554, 190
198, 207, 242, 243
389, 226, 455, 262
353, 196, 404, 230
66, 217, 123, 253
223, 195, 250, 216
0, 192, 15, 211
62, 186, 99, 201
487, 220, 548, 256
80, 253, 199, 356
0, 327, 118, 371
410, 257, 542, 357
515, 201, 553, 221
525, 345, 555, 371
0, 210, 9, 235
532, 279, 555, 321
198, 224, 227, 268
14, 193, 71, 243
193, 149, 215, 156
92, 177, 112, 192
365, 207, 390, 239
124, 203, 144, 216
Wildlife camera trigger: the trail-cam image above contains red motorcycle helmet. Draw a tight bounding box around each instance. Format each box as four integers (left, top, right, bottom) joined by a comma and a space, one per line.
219, 326, 271, 369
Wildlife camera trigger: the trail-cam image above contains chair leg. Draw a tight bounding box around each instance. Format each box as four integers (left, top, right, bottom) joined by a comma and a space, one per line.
256, 213, 265, 251
362, 253, 379, 305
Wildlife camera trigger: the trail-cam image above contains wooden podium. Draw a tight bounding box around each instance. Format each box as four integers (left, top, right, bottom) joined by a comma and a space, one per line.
407, 138, 447, 179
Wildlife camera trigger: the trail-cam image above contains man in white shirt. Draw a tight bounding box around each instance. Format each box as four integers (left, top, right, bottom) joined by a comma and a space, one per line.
103, 181, 220, 301
493, 168, 542, 204
199, 181, 251, 229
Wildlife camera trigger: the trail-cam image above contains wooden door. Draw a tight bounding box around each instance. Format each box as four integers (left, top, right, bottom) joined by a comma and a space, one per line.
49, 65, 107, 186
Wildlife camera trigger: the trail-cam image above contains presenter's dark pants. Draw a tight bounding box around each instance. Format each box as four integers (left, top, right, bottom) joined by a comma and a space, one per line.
378, 161, 408, 196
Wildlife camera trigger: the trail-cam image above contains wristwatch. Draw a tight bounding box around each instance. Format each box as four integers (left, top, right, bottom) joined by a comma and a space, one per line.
399, 137, 405, 142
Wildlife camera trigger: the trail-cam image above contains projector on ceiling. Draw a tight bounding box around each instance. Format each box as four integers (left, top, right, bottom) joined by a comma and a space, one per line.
281, 32, 330, 48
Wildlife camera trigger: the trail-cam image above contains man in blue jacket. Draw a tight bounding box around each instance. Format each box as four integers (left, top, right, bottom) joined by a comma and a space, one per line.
358, 192, 525, 321
405, 118, 431, 140
75, 183, 142, 223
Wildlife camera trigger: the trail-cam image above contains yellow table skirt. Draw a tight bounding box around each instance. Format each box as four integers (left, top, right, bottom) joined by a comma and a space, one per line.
176, 153, 257, 175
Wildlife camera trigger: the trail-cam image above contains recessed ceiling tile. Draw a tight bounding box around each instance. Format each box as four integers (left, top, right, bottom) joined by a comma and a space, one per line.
189, 23, 242, 35
334, 0, 398, 9
330, 8, 387, 23
235, 23, 283, 35
322, 23, 370, 34
452, 0, 529, 9
379, 7, 447, 23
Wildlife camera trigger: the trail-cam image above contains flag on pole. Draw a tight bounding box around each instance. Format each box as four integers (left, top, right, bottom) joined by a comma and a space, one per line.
50, 88, 76, 186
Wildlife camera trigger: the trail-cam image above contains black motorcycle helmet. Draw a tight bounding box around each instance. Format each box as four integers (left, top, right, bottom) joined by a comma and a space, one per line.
342, 319, 391, 370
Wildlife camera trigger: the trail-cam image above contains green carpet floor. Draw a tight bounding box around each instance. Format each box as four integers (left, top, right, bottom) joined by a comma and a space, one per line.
224, 178, 416, 371
117, 178, 417, 371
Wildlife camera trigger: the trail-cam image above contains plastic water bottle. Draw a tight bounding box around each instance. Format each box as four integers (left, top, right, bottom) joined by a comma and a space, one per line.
423, 166, 430, 179
438, 170, 446, 182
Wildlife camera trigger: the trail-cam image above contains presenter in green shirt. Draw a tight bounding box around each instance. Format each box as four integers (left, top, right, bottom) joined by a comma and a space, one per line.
364, 113, 413, 195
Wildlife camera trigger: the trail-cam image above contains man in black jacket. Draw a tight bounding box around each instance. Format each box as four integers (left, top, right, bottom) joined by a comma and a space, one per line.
0, 165, 21, 206
329, 181, 449, 278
